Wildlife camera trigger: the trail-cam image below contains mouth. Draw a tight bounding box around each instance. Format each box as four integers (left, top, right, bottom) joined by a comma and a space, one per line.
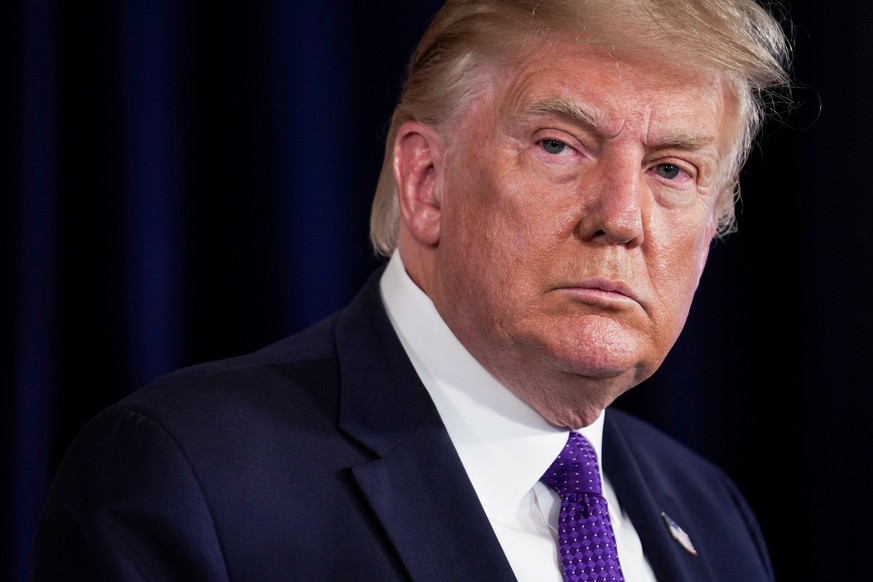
556, 279, 641, 307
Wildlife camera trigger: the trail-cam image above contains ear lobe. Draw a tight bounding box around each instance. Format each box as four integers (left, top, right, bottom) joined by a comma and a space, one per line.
394, 120, 444, 247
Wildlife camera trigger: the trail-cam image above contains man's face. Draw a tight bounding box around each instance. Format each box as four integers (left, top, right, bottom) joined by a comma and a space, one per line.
418, 42, 733, 426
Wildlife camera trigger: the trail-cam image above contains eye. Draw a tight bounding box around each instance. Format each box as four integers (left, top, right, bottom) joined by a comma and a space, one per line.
655, 163, 683, 180
540, 138, 568, 155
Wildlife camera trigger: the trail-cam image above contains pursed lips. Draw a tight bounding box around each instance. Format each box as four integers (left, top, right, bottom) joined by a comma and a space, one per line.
554, 278, 642, 307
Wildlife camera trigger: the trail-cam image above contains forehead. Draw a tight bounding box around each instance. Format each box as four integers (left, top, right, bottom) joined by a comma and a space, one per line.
489, 41, 737, 150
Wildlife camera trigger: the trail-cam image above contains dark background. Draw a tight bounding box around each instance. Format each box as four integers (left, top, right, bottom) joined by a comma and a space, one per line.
5, 1, 871, 580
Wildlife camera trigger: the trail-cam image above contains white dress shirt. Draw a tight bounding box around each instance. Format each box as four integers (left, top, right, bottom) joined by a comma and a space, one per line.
379, 251, 657, 581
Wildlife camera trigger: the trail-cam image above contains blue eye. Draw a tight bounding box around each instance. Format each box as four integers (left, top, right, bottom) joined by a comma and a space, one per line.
656, 163, 682, 179
540, 139, 567, 155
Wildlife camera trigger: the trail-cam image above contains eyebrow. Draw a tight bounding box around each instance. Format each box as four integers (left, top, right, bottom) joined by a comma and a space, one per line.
520, 97, 606, 131
518, 96, 719, 151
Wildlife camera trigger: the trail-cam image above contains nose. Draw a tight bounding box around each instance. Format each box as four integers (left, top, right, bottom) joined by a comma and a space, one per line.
575, 152, 646, 247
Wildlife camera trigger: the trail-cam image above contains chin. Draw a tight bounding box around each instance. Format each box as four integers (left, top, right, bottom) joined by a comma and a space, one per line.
525, 312, 650, 368
549, 345, 643, 383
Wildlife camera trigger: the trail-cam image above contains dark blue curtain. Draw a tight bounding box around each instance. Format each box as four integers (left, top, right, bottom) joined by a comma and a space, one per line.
6, 1, 872, 580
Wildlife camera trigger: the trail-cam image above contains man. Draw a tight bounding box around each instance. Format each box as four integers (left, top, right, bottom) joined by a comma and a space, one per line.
33, 0, 791, 580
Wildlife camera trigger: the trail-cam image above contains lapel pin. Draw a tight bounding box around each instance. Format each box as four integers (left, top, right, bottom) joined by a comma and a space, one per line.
661, 512, 698, 556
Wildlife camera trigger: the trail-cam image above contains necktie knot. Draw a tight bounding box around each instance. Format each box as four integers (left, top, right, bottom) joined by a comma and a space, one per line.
541, 431, 603, 497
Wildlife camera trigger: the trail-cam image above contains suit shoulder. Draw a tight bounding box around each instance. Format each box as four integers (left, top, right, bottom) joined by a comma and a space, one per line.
111, 312, 344, 430
606, 408, 728, 479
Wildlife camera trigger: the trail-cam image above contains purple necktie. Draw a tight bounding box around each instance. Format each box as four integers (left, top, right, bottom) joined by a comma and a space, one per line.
541, 431, 625, 582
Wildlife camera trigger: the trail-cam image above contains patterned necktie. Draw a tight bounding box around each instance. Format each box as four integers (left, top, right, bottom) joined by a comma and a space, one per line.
541, 431, 625, 582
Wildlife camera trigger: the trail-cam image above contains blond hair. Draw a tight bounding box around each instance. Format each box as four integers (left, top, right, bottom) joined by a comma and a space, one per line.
370, 0, 793, 255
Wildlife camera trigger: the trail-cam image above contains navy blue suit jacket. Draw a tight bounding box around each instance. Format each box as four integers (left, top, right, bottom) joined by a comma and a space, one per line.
33, 271, 773, 581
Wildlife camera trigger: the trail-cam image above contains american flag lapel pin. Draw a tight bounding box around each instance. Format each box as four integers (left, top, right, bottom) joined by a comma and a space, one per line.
661, 512, 698, 556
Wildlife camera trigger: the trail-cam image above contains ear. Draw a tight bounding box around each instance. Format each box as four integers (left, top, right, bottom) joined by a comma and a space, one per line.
393, 120, 444, 247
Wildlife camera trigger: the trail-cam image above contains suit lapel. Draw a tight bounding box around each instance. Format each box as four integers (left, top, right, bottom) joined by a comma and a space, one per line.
603, 412, 714, 582
350, 409, 516, 581
334, 272, 516, 581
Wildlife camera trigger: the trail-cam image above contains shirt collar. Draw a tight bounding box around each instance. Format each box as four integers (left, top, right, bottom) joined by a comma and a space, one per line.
379, 251, 607, 519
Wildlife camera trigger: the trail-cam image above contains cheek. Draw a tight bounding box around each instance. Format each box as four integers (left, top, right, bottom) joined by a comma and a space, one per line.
438, 145, 580, 308
437, 204, 541, 338
650, 219, 713, 320
443, 164, 531, 262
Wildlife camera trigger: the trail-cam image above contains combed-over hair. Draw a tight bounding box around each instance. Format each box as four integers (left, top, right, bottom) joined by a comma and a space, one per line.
370, 0, 793, 255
